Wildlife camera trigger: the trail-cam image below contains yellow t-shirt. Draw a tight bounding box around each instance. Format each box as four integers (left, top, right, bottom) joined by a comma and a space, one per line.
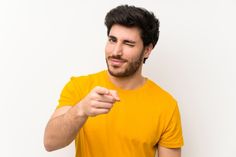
57, 70, 184, 157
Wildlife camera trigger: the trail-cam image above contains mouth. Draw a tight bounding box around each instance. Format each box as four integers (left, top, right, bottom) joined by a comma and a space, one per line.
108, 58, 126, 67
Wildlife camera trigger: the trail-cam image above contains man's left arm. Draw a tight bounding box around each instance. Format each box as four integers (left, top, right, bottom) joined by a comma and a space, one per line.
156, 102, 183, 157
157, 145, 181, 157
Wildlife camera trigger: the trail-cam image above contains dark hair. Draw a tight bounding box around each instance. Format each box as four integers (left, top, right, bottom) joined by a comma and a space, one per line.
105, 5, 160, 48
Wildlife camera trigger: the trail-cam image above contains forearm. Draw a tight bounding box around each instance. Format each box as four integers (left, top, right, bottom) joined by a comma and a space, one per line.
44, 105, 87, 151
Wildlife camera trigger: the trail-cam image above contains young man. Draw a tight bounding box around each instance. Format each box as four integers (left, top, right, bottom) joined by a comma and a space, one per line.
44, 5, 184, 157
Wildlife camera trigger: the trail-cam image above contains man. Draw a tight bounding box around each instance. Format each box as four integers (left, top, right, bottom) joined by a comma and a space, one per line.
44, 5, 184, 157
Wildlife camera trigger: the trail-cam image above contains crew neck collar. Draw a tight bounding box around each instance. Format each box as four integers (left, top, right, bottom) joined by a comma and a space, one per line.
102, 70, 150, 93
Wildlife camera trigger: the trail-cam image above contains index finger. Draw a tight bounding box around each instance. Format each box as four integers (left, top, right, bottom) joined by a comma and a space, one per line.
109, 90, 120, 101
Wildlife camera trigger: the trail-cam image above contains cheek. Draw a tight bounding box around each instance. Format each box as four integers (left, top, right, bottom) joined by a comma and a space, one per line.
105, 44, 111, 55
126, 48, 142, 59
105, 43, 112, 57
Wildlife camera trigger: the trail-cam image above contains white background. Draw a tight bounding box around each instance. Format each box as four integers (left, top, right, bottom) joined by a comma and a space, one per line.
0, 0, 235, 157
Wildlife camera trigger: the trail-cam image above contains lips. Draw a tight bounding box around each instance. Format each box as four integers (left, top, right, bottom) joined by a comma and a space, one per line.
108, 58, 126, 67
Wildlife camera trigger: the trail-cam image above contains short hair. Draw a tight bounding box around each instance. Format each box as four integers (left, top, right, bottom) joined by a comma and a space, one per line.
105, 5, 160, 48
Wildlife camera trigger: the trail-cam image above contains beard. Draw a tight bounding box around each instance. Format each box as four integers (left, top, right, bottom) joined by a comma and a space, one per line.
106, 50, 144, 77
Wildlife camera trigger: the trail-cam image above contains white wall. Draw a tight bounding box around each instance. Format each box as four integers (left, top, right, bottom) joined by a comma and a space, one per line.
0, 0, 235, 157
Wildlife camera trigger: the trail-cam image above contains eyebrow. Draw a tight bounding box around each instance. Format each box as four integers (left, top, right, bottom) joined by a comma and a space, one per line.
108, 35, 136, 44
108, 35, 117, 40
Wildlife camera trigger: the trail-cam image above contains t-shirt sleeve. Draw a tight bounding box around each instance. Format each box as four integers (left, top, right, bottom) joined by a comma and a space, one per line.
56, 77, 81, 109
158, 104, 184, 148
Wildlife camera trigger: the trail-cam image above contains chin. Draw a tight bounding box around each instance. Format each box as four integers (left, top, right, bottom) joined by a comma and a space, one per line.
107, 67, 124, 77
108, 67, 137, 78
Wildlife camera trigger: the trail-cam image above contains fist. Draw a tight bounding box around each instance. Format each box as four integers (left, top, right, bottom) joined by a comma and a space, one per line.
76, 86, 120, 117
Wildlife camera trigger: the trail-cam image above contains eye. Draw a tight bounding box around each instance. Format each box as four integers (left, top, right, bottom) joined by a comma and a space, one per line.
108, 37, 116, 43
125, 42, 135, 47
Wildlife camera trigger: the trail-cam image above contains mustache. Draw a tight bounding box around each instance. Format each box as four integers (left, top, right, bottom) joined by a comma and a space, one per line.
108, 56, 127, 62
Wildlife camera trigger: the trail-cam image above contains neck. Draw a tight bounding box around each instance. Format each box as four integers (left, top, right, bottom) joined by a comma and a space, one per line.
107, 68, 146, 90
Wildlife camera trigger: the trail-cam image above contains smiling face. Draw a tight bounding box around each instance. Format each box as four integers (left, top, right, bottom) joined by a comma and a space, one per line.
105, 24, 150, 77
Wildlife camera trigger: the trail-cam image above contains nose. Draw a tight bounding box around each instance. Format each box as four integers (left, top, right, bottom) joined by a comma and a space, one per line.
112, 43, 122, 56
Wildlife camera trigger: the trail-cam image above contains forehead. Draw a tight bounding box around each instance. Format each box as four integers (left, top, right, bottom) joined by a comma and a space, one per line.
109, 24, 142, 42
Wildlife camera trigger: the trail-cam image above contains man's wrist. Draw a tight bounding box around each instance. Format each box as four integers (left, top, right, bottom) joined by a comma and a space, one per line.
76, 102, 88, 119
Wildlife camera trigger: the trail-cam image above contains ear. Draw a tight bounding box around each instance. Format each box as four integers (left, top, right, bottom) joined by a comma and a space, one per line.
144, 43, 153, 58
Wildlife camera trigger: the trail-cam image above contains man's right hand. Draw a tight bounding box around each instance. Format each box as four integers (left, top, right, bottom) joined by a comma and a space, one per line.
76, 86, 120, 117
44, 87, 119, 151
